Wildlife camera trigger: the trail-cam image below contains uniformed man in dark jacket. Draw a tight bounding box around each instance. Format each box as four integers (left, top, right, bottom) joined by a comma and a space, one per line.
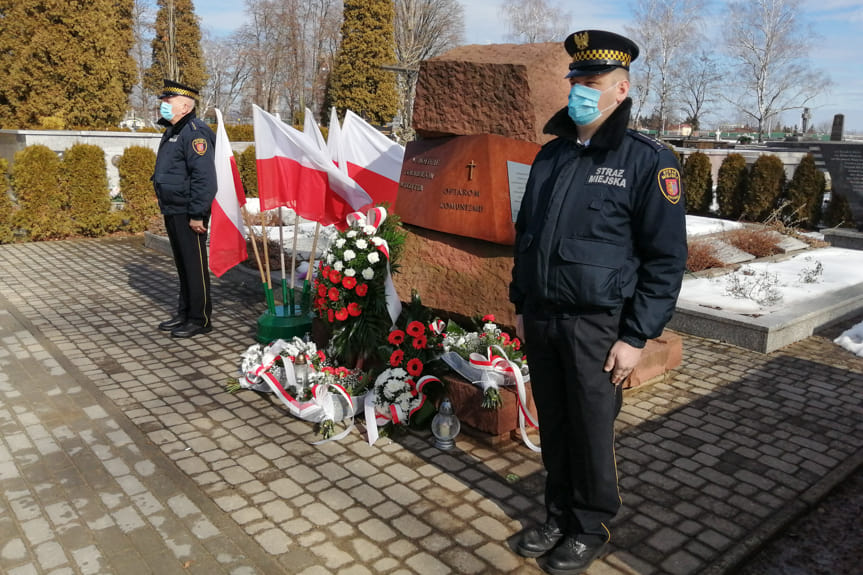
153, 79, 218, 338
510, 30, 687, 574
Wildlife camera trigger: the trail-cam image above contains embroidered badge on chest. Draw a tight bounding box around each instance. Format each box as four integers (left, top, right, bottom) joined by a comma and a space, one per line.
192, 138, 208, 156
658, 168, 681, 204
586, 167, 628, 188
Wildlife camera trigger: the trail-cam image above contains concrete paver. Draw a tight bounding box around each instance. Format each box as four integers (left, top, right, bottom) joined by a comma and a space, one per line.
0, 236, 861, 575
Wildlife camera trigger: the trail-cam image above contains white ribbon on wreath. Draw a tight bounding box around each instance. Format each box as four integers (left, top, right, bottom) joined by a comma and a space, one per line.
345, 206, 401, 326
238, 339, 360, 443
363, 374, 440, 446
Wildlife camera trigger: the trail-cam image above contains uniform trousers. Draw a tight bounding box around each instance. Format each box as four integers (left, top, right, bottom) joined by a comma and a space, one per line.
523, 308, 623, 541
164, 214, 211, 326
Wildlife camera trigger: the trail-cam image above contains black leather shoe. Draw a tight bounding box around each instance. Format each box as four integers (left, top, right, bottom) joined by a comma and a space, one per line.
170, 322, 212, 338
515, 523, 564, 558
158, 315, 186, 331
545, 536, 606, 575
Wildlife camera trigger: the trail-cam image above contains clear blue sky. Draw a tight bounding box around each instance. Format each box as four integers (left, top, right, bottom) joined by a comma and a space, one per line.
194, 0, 863, 134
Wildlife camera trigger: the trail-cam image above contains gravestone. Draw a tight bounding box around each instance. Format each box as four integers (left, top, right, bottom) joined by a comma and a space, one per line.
831, 114, 845, 142
395, 134, 540, 245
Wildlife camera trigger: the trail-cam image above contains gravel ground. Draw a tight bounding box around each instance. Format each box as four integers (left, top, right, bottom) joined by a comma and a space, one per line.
734, 462, 862, 574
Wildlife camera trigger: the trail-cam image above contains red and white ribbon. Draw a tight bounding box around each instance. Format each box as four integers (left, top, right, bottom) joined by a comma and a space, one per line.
364, 374, 439, 446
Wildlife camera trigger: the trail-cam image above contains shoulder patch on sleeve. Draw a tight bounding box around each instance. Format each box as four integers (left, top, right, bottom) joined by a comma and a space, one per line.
192, 138, 208, 156
658, 167, 682, 204
629, 130, 670, 152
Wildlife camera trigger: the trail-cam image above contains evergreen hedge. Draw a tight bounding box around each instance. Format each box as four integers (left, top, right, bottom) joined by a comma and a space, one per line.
783, 154, 824, 229
0, 158, 14, 243
823, 191, 856, 228
11, 145, 72, 240
63, 144, 116, 236
683, 152, 713, 215
118, 146, 159, 233
715, 154, 748, 220
237, 145, 258, 197
742, 154, 785, 221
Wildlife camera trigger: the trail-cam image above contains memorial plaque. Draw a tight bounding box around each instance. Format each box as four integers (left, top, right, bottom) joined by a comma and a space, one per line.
822, 144, 863, 228
394, 134, 540, 245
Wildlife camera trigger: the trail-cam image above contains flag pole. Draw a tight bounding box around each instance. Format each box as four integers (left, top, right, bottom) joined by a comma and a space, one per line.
241, 208, 266, 284
304, 222, 321, 313
278, 207, 288, 315
289, 212, 300, 317
260, 211, 276, 315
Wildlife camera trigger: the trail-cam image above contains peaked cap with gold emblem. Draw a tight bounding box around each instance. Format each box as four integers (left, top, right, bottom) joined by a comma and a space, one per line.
158, 79, 200, 100
564, 30, 639, 78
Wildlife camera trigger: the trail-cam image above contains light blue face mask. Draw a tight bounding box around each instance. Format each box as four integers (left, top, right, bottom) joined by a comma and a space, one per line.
159, 101, 175, 122
568, 82, 619, 126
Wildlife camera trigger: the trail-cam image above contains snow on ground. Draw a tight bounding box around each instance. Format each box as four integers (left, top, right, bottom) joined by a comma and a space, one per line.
835, 322, 863, 357
685, 215, 745, 237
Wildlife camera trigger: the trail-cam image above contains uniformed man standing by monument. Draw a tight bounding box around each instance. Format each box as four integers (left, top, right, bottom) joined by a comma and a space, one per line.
510, 30, 687, 574
153, 79, 217, 338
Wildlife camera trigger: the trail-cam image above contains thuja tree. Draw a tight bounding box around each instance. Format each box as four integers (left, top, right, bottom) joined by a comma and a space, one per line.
823, 191, 856, 229
783, 154, 825, 229
144, 0, 208, 95
236, 146, 258, 198
682, 151, 713, 215
63, 144, 116, 236
327, 0, 399, 125
742, 154, 785, 221
10, 145, 71, 240
0, 0, 137, 129
118, 146, 159, 233
0, 158, 14, 243
715, 153, 748, 219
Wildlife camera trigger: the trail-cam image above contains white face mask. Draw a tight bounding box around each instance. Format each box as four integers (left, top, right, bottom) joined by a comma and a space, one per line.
567, 81, 620, 126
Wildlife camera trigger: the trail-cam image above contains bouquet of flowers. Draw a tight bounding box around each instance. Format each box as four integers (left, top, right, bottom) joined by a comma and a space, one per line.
441, 314, 528, 409
313, 207, 405, 367
226, 337, 369, 440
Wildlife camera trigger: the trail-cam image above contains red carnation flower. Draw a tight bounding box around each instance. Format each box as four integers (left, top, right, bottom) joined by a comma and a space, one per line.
328, 287, 340, 302
317, 284, 326, 297
336, 308, 349, 321
355, 283, 368, 297
406, 358, 423, 377
329, 269, 342, 284
317, 350, 326, 362
390, 349, 404, 367
388, 330, 406, 345
406, 321, 425, 337
513, 338, 521, 350
342, 276, 358, 290
482, 314, 495, 322
315, 297, 326, 310
327, 309, 335, 323
347, 302, 361, 316
412, 335, 427, 350
501, 332, 511, 344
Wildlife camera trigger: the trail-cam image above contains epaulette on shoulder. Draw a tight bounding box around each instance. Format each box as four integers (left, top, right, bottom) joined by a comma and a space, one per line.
628, 130, 671, 152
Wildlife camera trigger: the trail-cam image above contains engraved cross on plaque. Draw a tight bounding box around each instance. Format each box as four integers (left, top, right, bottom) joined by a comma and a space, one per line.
466, 160, 477, 181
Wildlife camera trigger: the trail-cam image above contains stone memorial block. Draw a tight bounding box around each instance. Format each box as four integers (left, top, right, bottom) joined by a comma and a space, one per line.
412, 42, 571, 145
395, 134, 540, 245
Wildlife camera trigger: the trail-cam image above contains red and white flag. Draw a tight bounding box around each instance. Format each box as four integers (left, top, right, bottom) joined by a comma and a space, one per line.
327, 107, 343, 167
339, 110, 404, 207
209, 108, 248, 277
253, 105, 371, 227
303, 107, 327, 152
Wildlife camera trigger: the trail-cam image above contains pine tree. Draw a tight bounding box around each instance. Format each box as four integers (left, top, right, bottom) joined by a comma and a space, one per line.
743, 154, 786, 222
682, 152, 713, 215
783, 154, 825, 229
715, 153, 748, 220
0, 0, 137, 129
328, 0, 399, 125
144, 0, 208, 96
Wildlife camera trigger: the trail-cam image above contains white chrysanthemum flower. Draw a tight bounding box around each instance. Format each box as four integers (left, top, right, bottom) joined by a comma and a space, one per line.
347, 230, 358, 238
363, 225, 377, 235
326, 253, 334, 264
333, 261, 344, 271
335, 238, 346, 248
362, 268, 375, 280
343, 249, 356, 261
371, 237, 384, 246
367, 252, 380, 264
354, 239, 368, 250
384, 379, 403, 398
344, 268, 356, 277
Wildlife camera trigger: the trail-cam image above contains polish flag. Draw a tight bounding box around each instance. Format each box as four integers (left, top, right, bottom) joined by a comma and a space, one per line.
303, 107, 327, 152
327, 107, 342, 167
209, 108, 248, 277
339, 110, 404, 207
253, 105, 371, 227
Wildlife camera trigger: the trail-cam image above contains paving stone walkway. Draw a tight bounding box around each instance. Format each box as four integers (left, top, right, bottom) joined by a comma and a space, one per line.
0, 236, 861, 575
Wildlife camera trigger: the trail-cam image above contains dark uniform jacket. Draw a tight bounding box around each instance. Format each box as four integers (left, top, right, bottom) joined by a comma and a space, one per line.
153, 112, 217, 220
510, 98, 687, 348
